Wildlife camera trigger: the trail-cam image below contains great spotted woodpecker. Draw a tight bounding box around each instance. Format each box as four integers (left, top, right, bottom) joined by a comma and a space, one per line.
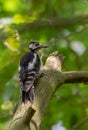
19, 41, 48, 103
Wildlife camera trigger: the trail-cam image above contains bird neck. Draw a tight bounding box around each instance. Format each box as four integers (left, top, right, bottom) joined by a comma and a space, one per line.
30, 49, 38, 54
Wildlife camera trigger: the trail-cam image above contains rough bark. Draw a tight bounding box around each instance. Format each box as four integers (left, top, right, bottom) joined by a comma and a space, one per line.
9, 52, 88, 130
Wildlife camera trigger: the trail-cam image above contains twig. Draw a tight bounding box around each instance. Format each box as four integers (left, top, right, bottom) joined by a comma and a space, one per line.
71, 116, 88, 130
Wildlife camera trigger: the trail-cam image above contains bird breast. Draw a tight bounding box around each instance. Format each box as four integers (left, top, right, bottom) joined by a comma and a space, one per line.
28, 53, 37, 70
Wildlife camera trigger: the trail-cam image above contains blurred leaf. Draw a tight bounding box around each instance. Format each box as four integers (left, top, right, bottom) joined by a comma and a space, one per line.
1, 0, 88, 130
1, 100, 13, 110
30, 0, 47, 16
3, 38, 20, 52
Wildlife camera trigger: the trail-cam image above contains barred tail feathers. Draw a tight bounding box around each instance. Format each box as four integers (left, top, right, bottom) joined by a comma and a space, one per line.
22, 85, 34, 103
20, 70, 36, 103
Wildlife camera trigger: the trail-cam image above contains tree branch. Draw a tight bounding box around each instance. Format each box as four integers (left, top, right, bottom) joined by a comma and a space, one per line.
9, 52, 88, 130
1, 14, 88, 42
16, 14, 88, 33
63, 71, 88, 84
10, 101, 35, 130
71, 116, 88, 130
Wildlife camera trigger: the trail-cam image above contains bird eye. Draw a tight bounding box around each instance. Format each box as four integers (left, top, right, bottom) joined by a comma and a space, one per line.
35, 43, 39, 46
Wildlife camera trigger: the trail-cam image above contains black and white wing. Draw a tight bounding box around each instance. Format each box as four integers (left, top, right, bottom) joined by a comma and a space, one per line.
19, 52, 41, 103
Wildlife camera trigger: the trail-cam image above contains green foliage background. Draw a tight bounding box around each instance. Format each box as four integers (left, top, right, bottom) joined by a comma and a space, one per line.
0, 0, 88, 130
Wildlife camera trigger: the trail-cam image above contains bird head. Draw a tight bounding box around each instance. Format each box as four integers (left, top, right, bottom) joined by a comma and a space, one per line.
29, 41, 48, 52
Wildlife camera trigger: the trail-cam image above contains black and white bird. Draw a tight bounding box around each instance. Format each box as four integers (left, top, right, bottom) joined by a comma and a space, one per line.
19, 41, 48, 103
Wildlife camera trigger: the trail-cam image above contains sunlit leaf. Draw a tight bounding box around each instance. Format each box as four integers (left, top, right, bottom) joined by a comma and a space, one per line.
3, 0, 19, 12
1, 100, 13, 110
1, 0, 88, 129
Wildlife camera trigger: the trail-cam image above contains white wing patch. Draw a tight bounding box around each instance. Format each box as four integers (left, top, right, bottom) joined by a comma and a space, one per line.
18, 66, 21, 71
28, 53, 37, 70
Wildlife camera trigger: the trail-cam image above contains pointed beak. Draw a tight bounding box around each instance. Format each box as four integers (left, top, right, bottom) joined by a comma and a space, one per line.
38, 45, 49, 49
